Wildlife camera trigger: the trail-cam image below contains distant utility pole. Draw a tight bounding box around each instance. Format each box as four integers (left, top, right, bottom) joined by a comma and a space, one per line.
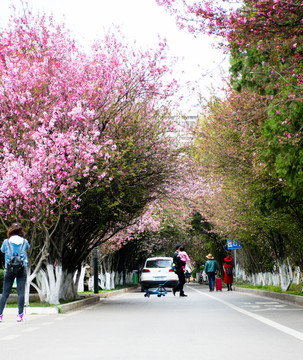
93, 247, 99, 294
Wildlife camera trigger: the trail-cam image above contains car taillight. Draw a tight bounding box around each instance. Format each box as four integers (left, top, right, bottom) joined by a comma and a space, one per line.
169, 269, 174, 272
142, 269, 150, 273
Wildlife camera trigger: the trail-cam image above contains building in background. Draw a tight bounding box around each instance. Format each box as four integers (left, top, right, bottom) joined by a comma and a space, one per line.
170, 109, 198, 146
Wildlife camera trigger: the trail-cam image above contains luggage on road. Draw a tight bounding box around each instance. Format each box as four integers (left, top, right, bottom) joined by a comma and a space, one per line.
215, 277, 222, 291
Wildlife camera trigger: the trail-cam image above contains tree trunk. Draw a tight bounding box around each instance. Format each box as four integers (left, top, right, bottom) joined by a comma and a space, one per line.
279, 260, 292, 292
60, 271, 78, 300
105, 272, 111, 290
74, 266, 89, 293
110, 272, 115, 289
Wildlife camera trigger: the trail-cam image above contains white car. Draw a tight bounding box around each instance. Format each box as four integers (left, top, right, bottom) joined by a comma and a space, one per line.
140, 257, 178, 291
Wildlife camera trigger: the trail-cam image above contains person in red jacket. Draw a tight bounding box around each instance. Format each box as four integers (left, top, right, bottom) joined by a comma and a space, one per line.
224, 256, 234, 291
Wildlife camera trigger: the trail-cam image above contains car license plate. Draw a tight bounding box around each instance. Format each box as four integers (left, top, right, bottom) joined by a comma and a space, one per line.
154, 276, 165, 280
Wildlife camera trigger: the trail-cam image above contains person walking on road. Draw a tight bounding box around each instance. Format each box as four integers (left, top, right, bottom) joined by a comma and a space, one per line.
224, 256, 234, 291
172, 244, 187, 297
178, 246, 190, 270
0, 223, 30, 322
205, 254, 218, 292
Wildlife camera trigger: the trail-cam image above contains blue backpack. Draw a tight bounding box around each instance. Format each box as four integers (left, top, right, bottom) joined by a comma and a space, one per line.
7, 240, 25, 275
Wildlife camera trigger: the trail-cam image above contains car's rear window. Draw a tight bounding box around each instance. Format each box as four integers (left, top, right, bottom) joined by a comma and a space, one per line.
145, 259, 171, 268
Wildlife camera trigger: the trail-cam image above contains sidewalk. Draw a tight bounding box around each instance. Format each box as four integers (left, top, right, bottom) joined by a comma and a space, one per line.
187, 282, 303, 307
235, 286, 303, 307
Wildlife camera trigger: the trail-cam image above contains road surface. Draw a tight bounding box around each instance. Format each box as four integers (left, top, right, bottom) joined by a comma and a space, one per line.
0, 283, 302, 359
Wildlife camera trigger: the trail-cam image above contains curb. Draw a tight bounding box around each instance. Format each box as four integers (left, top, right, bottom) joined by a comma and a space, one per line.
235, 286, 303, 306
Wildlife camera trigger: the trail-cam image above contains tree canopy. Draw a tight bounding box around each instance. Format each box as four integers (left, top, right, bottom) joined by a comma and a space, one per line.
0, 10, 183, 301
156, 0, 303, 272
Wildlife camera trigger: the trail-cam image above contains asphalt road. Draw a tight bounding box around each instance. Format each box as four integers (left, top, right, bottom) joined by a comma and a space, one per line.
0, 283, 302, 360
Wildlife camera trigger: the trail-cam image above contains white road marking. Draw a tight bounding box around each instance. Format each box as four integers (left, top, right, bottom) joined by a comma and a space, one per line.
256, 302, 279, 305
192, 287, 303, 342
241, 303, 288, 310
1, 334, 19, 341
22, 327, 39, 332
254, 308, 303, 312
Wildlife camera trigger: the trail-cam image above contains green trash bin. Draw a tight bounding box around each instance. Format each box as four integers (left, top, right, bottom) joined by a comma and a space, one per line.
132, 271, 138, 284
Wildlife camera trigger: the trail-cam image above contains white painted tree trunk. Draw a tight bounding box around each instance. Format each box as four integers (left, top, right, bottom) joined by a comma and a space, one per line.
46, 264, 62, 304
25, 268, 36, 306
279, 260, 292, 292
100, 272, 105, 289
28, 264, 63, 305
74, 266, 89, 293
294, 266, 301, 285
27, 268, 49, 303
105, 272, 111, 290
237, 262, 302, 290
110, 272, 115, 289
27, 264, 135, 305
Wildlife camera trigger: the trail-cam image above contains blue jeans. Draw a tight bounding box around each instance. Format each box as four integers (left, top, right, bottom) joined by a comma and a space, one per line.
0, 268, 27, 315
207, 272, 216, 291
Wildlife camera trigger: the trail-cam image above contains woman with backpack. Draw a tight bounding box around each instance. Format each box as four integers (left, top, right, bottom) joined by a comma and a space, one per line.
0, 223, 30, 322
224, 256, 234, 291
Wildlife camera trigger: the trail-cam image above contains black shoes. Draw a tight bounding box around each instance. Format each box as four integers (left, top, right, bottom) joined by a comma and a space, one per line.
173, 288, 188, 297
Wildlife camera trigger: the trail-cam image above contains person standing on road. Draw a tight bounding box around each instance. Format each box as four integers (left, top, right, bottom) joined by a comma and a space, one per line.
185, 270, 191, 283
0, 223, 30, 322
172, 244, 187, 297
204, 254, 218, 292
224, 256, 234, 291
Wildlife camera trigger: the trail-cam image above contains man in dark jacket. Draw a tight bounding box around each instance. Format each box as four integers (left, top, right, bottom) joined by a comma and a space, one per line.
172, 244, 187, 297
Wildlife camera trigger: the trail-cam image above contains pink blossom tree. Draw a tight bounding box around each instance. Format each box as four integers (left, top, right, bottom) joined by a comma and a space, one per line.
0, 11, 179, 303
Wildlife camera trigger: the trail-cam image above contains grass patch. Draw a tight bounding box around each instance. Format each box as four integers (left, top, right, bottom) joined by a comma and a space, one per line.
7, 302, 57, 308
7, 298, 84, 308
236, 282, 303, 296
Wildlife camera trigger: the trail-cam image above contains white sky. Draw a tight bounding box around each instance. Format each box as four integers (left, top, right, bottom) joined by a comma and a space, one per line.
0, 0, 228, 109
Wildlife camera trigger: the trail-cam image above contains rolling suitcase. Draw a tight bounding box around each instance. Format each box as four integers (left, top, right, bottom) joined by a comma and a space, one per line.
215, 277, 222, 291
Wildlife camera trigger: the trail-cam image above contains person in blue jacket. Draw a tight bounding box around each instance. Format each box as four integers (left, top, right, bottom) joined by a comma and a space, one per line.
204, 254, 218, 292
0, 223, 30, 322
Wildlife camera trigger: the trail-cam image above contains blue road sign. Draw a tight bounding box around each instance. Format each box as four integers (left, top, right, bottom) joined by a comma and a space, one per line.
227, 239, 242, 250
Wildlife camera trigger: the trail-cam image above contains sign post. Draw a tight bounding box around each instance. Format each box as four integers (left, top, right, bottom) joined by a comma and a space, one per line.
227, 240, 242, 282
